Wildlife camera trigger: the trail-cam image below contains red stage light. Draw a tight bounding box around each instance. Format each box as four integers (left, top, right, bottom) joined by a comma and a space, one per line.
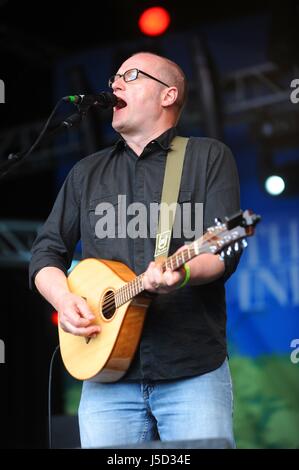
138, 7, 171, 37
51, 311, 59, 326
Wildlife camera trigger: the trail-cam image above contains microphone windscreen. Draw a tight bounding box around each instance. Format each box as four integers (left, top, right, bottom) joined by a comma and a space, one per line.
95, 92, 118, 108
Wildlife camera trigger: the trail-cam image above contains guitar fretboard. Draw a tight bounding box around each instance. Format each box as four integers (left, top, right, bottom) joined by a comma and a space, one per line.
114, 228, 223, 307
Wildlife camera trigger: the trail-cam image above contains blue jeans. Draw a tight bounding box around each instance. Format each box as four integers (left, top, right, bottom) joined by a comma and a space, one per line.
78, 358, 235, 448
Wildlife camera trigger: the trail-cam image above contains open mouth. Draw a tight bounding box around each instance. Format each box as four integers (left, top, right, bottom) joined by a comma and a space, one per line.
115, 98, 127, 110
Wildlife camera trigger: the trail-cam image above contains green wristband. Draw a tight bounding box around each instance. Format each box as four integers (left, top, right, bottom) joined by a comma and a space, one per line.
179, 263, 191, 288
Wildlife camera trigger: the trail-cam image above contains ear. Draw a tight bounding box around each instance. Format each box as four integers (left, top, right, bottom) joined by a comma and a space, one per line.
161, 86, 178, 108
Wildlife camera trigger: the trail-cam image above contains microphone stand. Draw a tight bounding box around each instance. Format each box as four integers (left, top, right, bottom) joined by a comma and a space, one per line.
0, 101, 86, 180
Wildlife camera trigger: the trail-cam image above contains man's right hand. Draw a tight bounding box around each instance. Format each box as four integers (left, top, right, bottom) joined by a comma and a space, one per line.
57, 293, 101, 338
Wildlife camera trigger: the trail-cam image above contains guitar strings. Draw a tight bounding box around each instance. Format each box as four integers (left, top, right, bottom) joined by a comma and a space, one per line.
101, 229, 224, 310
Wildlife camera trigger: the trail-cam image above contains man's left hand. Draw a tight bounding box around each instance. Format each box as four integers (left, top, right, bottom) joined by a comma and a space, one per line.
143, 247, 187, 294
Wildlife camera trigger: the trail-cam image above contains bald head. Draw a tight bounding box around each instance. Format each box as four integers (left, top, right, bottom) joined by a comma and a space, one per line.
130, 52, 187, 116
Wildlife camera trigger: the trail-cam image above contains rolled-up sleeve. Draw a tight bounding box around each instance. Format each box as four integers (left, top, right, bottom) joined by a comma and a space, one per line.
29, 164, 81, 290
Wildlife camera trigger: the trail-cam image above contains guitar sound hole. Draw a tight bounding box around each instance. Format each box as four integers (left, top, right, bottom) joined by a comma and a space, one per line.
102, 290, 116, 319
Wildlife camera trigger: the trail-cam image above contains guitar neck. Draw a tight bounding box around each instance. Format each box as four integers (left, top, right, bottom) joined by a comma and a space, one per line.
115, 233, 213, 307
114, 209, 261, 307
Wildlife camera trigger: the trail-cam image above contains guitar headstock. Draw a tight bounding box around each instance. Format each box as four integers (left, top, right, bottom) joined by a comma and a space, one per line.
201, 209, 261, 259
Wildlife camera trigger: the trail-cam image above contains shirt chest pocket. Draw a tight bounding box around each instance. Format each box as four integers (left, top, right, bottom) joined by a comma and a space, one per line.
152, 189, 194, 236
88, 194, 120, 243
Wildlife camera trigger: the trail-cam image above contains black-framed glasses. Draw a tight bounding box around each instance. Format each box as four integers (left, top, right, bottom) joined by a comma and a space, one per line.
108, 68, 170, 88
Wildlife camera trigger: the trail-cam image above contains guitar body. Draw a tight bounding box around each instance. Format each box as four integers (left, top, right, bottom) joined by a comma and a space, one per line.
58, 258, 151, 382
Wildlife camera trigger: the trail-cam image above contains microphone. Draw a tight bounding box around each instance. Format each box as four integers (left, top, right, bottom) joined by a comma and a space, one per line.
63, 91, 118, 109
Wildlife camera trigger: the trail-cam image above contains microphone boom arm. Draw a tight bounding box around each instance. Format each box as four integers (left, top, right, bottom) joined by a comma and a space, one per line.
0, 91, 117, 180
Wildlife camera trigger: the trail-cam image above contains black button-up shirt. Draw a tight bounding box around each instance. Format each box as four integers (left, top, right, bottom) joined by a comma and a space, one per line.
29, 127, 241, 380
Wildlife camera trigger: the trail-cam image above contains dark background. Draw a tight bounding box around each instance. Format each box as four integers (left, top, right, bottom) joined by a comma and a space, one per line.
0, 0, 298, 449
1, 0, 293, 218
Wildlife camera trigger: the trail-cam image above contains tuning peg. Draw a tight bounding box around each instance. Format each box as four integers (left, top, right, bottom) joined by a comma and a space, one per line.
241, 239, 248, 248
226, 246, 232, 256
219, 251, 225, 261
214, 217, 222, 226
234, 242, 239, 252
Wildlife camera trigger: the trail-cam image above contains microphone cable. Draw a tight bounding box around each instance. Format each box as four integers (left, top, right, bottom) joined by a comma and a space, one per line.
48, 344, 60, 449
0, 91, 117, 180
0, 99, 65, 179
19, 99, 65, 161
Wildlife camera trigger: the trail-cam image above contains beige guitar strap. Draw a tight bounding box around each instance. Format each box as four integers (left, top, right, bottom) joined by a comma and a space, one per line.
154, 136, 189, 261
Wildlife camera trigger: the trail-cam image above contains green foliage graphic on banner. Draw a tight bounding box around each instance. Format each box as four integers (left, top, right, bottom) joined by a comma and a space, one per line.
231, 356, 299, 448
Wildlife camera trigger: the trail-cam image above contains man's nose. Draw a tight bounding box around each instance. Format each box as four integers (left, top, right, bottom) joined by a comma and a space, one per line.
112, 75, 124, 90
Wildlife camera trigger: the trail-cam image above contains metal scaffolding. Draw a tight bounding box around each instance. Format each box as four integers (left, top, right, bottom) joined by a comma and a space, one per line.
0, 219, 41, 267
221, 61, 298, 120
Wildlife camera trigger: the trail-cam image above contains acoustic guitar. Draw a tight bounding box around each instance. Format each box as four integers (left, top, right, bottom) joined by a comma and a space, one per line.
58, 209, 260, 382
